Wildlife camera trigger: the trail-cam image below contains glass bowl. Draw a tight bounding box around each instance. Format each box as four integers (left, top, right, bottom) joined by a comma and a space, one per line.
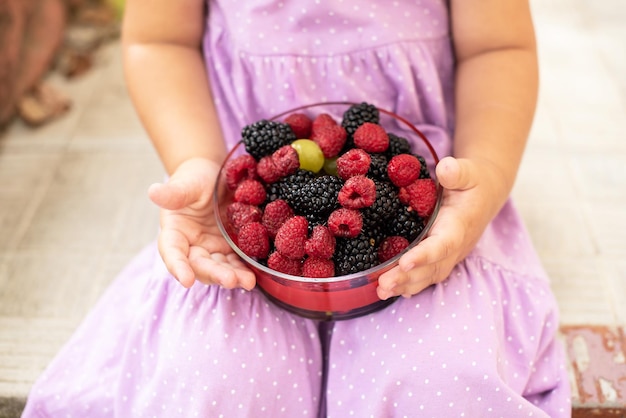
214, 102, 443, 320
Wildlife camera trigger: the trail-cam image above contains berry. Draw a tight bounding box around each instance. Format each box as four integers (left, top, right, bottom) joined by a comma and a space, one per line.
341, 102, 379, 138
367, 153, 389, 182
284, 113, 312, 138
328, 208, 363, 238
338, 175, 377, 209
272, 145, 300, 177
237, 222, 270, 259
336, 148, 371, 180
401, 178, 438, 218
256, 156, 281, 184
242, 120, 296, 160
387, 133, 412, 157
361, 180, 402, 227
312, 113, 338, 134
262, 199, 294, 238
390, 206, 424, 241
291, 175, 343, 217
268, 251, 302, 276
312, 125, 347, 158
302, 258, 335, 278
234, 179, 266, 205
226, 202, 263, 233
274, 216, 308, 260
291, 139, 325, 173
305, 225, 336, 259
275, 169, 316, 206
334, 235, 378, 276
378, 236, 410, 262
387, 154, 421, 187
224, 154, 257, 190
416, 154, 431, 179
353, 122, 389, 153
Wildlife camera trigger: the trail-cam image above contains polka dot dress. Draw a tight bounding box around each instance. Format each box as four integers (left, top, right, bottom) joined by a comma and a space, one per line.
22, 1, 572, 417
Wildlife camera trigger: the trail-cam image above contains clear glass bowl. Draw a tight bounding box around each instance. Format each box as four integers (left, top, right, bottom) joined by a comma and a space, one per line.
214, 102, 443, 320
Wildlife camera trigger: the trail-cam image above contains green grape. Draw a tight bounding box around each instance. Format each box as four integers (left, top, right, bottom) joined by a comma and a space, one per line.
322, 156, 338, 176
291, 139, 325, 173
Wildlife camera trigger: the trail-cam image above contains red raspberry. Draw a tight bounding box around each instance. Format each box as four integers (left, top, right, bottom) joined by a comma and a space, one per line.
387, 154, 421, 187
336, 148, 371, 180
284, 113, 312, 138
302, 257, 335, 278
237, 222, 270, 259
223, 154, 257, 190
353, 122, 389, 153
234, 179, 266, 206
311, 113, 338, 134
268, 251, 302, 276
328, 208, 363, 238
272, 145, 300, 177
312, 125, 347, 158
305, 225, 336, 259
274, 216, 308, 260
226, 202, 262, 233
378, 236, 410, 262
256, 156, 281, 184
338, 175, 376, 209
401, 178, 438, 218
262, 199, 294, 238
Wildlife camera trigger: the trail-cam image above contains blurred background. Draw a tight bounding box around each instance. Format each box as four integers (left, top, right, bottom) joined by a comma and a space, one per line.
0, 0, 625, 416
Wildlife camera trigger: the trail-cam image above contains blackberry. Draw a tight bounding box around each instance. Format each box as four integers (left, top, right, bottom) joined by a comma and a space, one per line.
305, 212, 327, 233
415, 154, 431, 179
341, 102, 380, 152
367, 153, 389, 182
390, 206, 425, 242
275, 169, 315, 207
291, 175, 343, 217
362, 180, 402, 227
334, 235, 379, 276
387, 133, 412, 157
361, 221, 386, 247
241, 120, 296, 160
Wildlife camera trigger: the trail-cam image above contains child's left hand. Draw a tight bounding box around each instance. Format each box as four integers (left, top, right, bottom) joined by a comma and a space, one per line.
377, 155, 508, 299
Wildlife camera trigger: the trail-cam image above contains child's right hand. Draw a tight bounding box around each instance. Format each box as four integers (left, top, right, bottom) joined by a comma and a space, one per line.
147, 157, 256, 290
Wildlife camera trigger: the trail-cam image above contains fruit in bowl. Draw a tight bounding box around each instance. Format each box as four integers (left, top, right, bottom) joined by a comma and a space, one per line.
214, 102, 443, 320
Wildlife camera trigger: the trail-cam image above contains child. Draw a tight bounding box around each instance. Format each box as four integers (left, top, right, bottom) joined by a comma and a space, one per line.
22, 0, 572, 417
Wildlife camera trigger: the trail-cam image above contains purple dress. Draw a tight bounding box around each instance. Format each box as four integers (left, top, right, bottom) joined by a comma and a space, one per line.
22, 1, 572, 417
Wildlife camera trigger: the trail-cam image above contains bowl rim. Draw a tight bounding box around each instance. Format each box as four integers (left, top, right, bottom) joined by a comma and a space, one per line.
213, 101, 444, 283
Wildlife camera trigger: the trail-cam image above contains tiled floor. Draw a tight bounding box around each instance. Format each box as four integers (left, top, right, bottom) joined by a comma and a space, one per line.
0, 0, 625, 411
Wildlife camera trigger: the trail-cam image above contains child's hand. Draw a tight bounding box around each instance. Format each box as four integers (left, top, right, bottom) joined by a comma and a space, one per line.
148, 158, 256, 290
377, 156, 507, 299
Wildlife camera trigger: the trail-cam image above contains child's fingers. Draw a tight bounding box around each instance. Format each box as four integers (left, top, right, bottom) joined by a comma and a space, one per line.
189, 247, 256, 290
157, 228, 196, 288
436, 156, 477, 191
148, 180, 198, 210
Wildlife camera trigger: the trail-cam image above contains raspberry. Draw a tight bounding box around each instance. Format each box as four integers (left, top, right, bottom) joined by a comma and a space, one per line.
274, 216, 308, 260
336, 148, 371, 180
328, 208, 363, 238
262, 199, 294, 238
284, 113, 312, 138
224, 154, 257, 190
272, 145, 300, 177
237, 222, 270, 259
312, 125, 347, 158
338, 175, 376, 209
311, 113, 338, 134
305, 225, 336, 259
302, 258, 335, 278
377, 236, 410, 262
401, 178, 438, 218
226, 202, 263, 233
353, 122, 389, 153
268, 251, 302, 276
387, 154, 421, 187
234, 179, 266, 205
256, 156, 281, 184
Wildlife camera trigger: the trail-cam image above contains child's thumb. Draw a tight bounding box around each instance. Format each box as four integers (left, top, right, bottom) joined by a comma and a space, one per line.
148, 180, 197, 210
435, 156, 476, 191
